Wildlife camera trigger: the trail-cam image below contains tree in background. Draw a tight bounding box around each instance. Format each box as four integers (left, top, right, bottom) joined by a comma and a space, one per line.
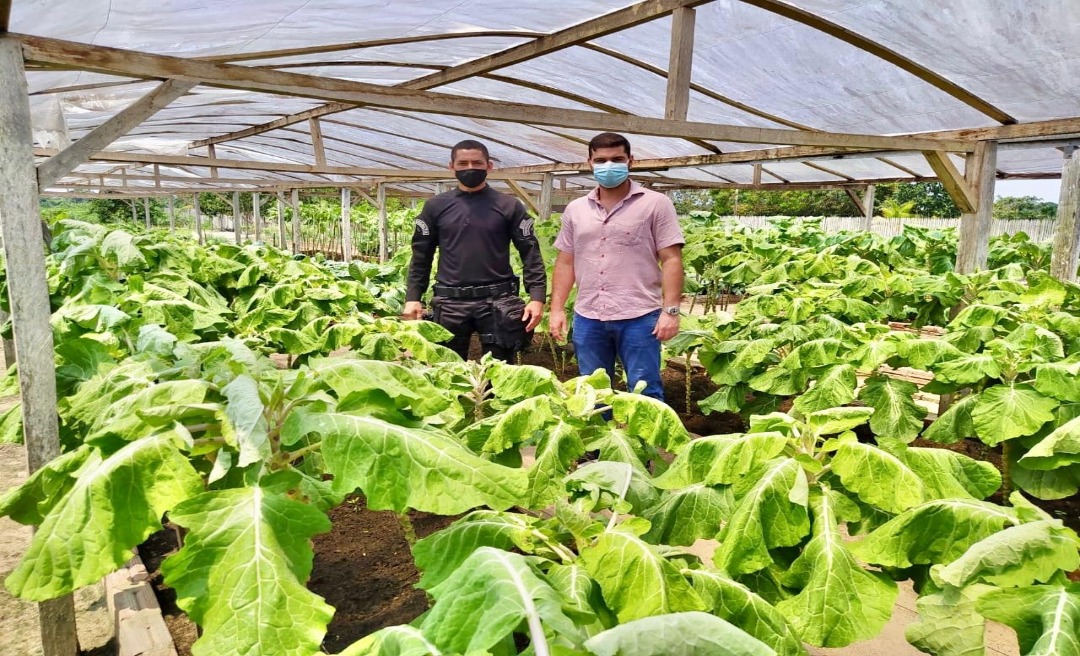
878, 198, 917, 218
992, 195, 1057, 220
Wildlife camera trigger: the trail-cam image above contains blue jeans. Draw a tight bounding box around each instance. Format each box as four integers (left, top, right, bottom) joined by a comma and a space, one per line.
572, 310, 665, 401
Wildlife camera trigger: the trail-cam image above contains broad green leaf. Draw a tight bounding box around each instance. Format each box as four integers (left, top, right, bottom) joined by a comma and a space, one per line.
162, 473, 333, 656
936, 520, 1080, 588
312, 413, 528, 513
1004, 324, 1065, 363
713, 458, 810, 576
585, 427, 650, 472
583, 612, 774, 656
335, 626, 442, 656
100, 229, 147, 269
423, 547, 581, 654
312, 359, 449, 416
0, 445, 93, 525
1022, 416, 1080, 470
0, 402, 22, 444
793, 364, 856, 414
849, 335, 900, 371
5, 431, 202, 600
485, 395, 556, 453
1021, 273, 1068, 307
831, 442, 924, 514
805, 406, 873, 437
976, 583, 1080, 656
951, 303, 1009, 329
89, 379, 210, 442
882, 441, 1001, 500
781, 338, 844, 370
896, 338, 964, 369
526, 421, 586, 509
489, 362, 559, 400
858, 375, 927, 442
567, 461, 659, 515
923, 394, 978, 444
749, 365, 808, 396
412, 511, 536, 590
776, 492, 898, 648
653, 432, 790, 489
1034, 361, 1080, 403
1010, 457, 1080, 500
935, 353, 1002, 386
972, 383, 1058, 446
545, 563, 610, 637
135, 324, 178, 356
220, 375, 270, 468
748, 412, 798, 437
611, 393, 690, 454
687, 569, 807, 656
906, 584, 996, 656
850, 499, 1019, 568
580, 531, 706, 622
699, 385, 748, 415
643, 485, 729, 546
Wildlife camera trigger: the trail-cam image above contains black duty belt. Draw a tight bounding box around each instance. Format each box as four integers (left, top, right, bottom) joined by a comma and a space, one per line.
433, 280, 518, 299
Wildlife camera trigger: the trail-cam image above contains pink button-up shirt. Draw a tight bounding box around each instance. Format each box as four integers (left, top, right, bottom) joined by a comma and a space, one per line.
554, 181, 684, 321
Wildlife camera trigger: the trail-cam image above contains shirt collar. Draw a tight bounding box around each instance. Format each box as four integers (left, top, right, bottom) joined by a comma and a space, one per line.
587, 179, 645, 204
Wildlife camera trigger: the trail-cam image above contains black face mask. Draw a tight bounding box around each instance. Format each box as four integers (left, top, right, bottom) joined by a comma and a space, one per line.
455, 168, 488, 189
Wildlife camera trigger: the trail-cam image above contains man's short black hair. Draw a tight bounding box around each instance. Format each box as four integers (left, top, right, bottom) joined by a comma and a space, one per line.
451, 139, 490, 162
588, 132, 631, 158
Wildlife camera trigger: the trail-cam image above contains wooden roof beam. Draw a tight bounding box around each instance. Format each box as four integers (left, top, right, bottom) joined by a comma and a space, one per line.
736, 0, 1016, 125
36, 78, 197, 188
664, 7, 696, 121
17, 34, 972, 152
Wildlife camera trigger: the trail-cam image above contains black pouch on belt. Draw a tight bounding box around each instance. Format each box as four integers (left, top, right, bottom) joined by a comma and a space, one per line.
490, 295, 531, 351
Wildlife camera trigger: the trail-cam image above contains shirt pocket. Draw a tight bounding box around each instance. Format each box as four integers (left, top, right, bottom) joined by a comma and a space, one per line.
611, 219, 644, 246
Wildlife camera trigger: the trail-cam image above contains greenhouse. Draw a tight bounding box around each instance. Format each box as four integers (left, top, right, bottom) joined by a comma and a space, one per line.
1, 1, 1079, 655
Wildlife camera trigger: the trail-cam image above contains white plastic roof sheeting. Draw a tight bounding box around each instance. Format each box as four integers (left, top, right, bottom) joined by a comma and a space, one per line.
12, 0, 1080, 194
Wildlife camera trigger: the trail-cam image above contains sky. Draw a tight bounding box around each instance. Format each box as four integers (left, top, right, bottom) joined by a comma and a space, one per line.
995, 179, 1062, 202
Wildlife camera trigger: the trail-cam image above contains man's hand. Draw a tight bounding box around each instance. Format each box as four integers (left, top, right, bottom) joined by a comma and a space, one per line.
402, 301, 424, 321
522, 300, 544, 332
549, 309, 569, 342
652, 311, 680, 342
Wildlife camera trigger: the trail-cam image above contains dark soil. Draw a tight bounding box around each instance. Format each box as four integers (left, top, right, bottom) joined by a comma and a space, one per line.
311, 499, 455, 653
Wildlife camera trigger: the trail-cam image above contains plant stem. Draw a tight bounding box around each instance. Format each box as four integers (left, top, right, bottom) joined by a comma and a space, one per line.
285, 441, 322, 465
398, 512, 418, 549
1001, 440, 1013, 503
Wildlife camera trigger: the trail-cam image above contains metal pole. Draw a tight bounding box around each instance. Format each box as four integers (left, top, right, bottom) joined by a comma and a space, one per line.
277, 191, 286, 250
194, 193, 204, 244
291, 188, 301, 253
232, 191, 241, 244
252, 192, 262, 243
341, 187, 352, 262
377, 183, 388, 263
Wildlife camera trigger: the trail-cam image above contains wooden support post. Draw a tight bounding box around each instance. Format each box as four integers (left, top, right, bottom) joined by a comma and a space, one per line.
277, 191, 287, 250
153, 163, 161, 189
193, 193, 204, 244
538, 172, 555, 222
1051, 146, 1080, 282
232, 191, 241, 244
844, 188, 866, 217
664, 6, 696, 121
340, 187, 352, 262
207, 143, 218, 178
955, 142, 997, 274
862, 184, 875, 231
309, 118, 327, 167
752, 164, 762, 186
0, 35, 79, 656
167, 194, 175, 231
377, 183, 388, 263
923, 150, 976, 213
143, 197, 151, 229
130, 199, 138, 223
252, 192, 262, 243
291, 188, 301, 253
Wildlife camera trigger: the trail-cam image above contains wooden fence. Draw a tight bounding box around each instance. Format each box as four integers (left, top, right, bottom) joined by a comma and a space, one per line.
722, 216, 1058, 242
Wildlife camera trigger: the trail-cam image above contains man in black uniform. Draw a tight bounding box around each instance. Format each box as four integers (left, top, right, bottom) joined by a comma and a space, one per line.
403, 140, 546, 360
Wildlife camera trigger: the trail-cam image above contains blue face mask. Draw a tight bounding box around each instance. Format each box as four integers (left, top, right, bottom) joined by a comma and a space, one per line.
592, 162, 629, 189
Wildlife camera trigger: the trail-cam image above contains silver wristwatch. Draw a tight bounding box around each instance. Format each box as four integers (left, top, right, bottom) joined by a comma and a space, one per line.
663, 306, 680, 316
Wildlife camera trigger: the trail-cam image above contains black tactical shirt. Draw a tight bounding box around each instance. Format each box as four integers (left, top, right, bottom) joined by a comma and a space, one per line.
406, 185, 547, 303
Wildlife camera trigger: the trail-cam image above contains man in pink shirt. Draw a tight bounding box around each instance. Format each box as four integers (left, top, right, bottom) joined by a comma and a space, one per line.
549, 133, 685, 401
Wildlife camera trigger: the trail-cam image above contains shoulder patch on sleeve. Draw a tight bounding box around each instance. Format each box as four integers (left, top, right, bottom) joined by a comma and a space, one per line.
519, 217, 534, 237
414, 218, 430, 236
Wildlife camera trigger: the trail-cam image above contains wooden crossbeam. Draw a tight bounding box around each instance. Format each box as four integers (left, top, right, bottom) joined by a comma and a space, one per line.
506, 179, 540, 214
922, 150, 976, 213
36, 79, 197, 188
308, 118, 326, 167
33, 147, 546, 180
736, 0, 1015, 125
844, 188, 866, 216
17, 39, 972, 155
